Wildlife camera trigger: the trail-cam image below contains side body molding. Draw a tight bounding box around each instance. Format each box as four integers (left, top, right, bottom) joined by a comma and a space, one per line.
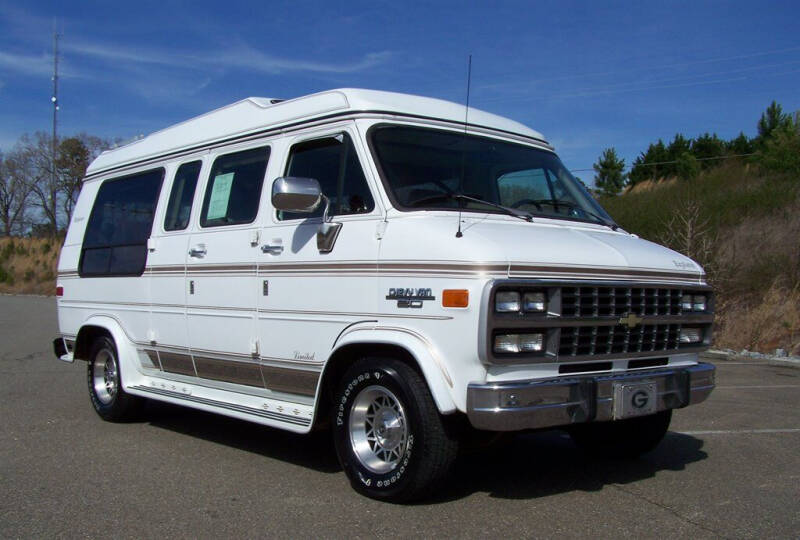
328, 324, 458, 414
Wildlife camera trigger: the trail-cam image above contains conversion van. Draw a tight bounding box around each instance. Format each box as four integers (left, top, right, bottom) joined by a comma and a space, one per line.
54, 89, 715, 501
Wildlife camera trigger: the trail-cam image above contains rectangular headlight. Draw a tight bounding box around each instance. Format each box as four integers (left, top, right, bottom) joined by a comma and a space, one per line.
681, 294, 693, 311
519, 333, 544, 352
523, 292, 546, 312
692, 295, 707, 312
494, 334, 520, 353
495, 291, 520, 312
680, 327, 703, 344
493, 333, 544, 354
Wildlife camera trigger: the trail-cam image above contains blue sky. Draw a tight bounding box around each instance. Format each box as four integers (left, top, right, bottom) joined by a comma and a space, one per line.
1, 0, 798, 182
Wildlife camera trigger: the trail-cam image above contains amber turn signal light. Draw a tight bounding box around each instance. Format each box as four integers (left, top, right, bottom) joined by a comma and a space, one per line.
442, 289, 469, 308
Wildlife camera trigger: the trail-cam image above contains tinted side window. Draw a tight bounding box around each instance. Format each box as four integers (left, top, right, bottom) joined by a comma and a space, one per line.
200, 146, 270, 227
80, 168, 164, 276
164, 160, 202, 231
279, 133, 374, 220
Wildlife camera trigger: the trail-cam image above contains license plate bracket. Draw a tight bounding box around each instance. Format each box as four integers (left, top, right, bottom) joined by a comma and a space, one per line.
613, 381, 657, 419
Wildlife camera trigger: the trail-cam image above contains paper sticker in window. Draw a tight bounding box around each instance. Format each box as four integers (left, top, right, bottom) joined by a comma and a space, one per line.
206, 172, 234, 220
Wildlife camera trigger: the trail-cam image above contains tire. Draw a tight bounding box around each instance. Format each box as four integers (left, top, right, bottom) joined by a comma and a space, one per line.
87, 336, 143, 422
332, 358, 458, 502
569, 409, 672, 459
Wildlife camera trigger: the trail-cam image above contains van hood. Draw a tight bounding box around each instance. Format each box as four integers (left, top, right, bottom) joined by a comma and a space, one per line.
381, 215, 705, 283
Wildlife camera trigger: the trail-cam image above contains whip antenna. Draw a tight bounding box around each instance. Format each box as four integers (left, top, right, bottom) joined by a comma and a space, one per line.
456, 54, 472, 239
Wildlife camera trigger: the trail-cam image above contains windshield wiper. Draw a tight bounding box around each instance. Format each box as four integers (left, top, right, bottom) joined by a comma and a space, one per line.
453, 194, 534, 222
534, 199, 619, 231
407, 192, 534, 222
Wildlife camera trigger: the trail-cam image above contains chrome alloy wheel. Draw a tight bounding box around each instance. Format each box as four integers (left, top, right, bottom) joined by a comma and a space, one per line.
92, 348, 118, 405
349, 385, 409, 474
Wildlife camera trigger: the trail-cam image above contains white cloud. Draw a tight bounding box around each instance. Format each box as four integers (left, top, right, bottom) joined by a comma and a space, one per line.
0, 51, 53, 77
62, 39, 392, 76
204, 44, 392, 75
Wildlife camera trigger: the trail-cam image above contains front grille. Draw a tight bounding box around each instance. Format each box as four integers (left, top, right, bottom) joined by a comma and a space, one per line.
561, 286, 683, 317
486, 280, 713, 365
559, 324, 681, 357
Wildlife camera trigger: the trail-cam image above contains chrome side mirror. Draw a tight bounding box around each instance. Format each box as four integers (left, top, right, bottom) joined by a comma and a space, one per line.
271, 177, 322, 212
271, 176, 342, 253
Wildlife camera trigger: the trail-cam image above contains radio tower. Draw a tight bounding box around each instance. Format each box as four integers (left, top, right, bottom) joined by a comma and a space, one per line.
51, 24, 60, 203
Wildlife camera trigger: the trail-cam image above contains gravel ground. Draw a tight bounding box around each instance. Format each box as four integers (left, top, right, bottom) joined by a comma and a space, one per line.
1, 295, 798, 538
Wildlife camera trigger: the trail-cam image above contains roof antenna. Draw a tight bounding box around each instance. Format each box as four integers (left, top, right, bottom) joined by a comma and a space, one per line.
456, 54, 472, 239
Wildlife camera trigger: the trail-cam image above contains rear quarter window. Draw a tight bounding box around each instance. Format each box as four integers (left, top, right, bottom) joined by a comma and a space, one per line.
80, 168, 164, 276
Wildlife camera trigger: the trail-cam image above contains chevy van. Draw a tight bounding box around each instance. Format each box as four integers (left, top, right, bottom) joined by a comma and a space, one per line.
54, 89, 715, 501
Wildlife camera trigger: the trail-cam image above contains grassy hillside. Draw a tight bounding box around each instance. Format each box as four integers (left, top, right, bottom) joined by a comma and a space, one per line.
0, 237, 59, 295
601, 161, 800, 355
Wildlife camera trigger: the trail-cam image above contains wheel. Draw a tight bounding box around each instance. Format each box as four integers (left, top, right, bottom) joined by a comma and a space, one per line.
332, 358, 459, 502
569, 410, 672, 459
87, 336, 143, 422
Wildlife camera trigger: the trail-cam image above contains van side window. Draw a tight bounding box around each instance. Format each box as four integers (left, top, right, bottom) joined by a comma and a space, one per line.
164, 160, 202, 231
200, 146, 270, 227
80, 168, 164, 276
279, 133, 374, 220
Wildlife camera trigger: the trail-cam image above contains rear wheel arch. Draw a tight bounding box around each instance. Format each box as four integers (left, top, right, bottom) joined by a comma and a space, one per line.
74, 325, 113, 361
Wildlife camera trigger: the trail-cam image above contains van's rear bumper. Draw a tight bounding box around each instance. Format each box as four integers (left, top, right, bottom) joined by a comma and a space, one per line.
466, 363, 715, 431
53, 336, 74, 363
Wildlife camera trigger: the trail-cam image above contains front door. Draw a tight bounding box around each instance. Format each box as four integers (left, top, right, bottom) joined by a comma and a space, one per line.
256, 129, 381, 398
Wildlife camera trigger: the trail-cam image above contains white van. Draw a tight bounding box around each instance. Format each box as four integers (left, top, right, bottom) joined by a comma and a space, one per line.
54, 89, 715, 501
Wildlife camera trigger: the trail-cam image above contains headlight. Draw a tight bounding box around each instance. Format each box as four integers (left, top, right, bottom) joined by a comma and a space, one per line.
692, 295, 707, 312
493, 333, 544, 354
680, 327, 703, 344
523, 291, 546, 312
495, 291, 520, 312
682, 293, 707, 312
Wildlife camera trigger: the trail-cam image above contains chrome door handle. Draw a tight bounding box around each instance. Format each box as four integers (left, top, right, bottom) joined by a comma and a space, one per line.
261, 244, 284, 255
188, 245, 207, 257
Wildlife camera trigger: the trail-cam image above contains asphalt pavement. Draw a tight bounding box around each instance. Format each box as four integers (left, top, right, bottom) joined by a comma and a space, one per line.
1, 295, 798, 538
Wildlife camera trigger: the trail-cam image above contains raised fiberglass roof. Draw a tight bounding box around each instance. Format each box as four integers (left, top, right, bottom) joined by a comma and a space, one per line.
87, 88, 548, 175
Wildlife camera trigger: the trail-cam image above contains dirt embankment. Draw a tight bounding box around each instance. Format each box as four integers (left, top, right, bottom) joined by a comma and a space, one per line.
0, 237, 59, 295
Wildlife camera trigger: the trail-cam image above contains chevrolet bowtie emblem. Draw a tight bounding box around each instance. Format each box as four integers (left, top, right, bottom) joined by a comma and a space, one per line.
619, 313, 643, 328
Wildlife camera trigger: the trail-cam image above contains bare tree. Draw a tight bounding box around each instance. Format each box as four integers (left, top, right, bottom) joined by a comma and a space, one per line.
659, 198, 719, 283
0, 149, 34, 236
19, 132, 61, 236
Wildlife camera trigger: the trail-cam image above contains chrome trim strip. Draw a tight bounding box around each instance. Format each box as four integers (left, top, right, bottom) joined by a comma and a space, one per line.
158, 351, 197, 377
260, 365, 319, 397
193, 355, 266, 388
76, 261, 705, 283
130, 385, 310, 426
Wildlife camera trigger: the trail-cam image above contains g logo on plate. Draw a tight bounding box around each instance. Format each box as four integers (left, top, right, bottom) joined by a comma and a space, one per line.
631, 390, 649, 409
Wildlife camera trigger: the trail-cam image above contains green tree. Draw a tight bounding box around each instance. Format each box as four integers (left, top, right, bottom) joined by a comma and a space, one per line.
593, 147, 627, 196
629, 139, 668, 184
759, 113, 800, 174
666, 134, 692, 176
675, 151, 700, 180
691, 133, 726, 169
757, 101, 792, 144
726, 132, 754, 156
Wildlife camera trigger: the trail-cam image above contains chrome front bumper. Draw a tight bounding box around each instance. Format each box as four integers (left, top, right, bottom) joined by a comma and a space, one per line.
467, 363, 715, 431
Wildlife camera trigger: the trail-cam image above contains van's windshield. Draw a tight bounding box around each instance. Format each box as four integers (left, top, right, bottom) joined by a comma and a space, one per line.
370, 125, 613, 226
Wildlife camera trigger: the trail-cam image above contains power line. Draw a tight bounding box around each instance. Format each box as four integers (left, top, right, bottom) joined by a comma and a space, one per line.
570, 152, 757, 173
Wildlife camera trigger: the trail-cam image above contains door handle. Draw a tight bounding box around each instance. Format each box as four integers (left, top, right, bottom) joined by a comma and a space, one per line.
188, 245, 207, 258
261, 244, 284, 255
